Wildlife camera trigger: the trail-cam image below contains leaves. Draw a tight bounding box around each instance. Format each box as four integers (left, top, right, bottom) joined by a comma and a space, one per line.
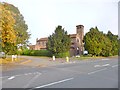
0, 3, 16, 54
0, 2, 30, 54
6, 3, 30, 45
84, 27, 115, 57
47, 25, 71, 57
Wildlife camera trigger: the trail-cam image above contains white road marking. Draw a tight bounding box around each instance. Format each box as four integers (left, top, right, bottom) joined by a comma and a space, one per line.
88, 68, 107, 75
8, 76, 15, 80
35, 78, 74, 88
94, 64, 110, 67
23, 73, 41, 88
94, 65, 101, 67
2, 72, 41, 84
101, 58, 109, 60
112, 65, 118, 68
10, 72, 41, 77
102, 64, 110, 67
1, 72, 41, 80
0, 76, 9, 79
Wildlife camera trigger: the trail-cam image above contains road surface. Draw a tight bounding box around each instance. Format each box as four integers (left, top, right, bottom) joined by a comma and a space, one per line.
1, 57, 118, 89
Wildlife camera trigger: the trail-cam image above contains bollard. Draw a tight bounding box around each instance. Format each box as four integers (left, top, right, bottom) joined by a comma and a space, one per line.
66, 56, 69, 62
14, 55, 17, 61
53, 56, 55, 61
12, 55, 17, 61
12, 55, 14, 62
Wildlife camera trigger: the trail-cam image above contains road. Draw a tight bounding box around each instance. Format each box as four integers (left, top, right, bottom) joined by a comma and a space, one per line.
1, 57, 118, 89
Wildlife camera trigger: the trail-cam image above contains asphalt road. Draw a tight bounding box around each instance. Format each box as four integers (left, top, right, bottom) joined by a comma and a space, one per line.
1, 57, 118, 89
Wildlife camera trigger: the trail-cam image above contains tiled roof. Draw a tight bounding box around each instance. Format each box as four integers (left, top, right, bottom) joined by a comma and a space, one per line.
37, 34, 77, 42
29, 45, 35, 48
69, 34, 77, 38
37, 37, 48, 42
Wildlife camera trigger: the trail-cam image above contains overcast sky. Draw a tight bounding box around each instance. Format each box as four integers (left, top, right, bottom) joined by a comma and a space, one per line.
1, 0, 119, 44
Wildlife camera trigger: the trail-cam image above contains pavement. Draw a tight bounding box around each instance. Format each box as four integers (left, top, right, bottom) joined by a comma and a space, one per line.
0, 56, 119, 89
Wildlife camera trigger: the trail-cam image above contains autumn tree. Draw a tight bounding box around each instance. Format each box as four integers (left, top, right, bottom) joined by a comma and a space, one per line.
47, 25, 71, 57
6, 3, 30, 45
0, 2, 30, 54
0, 2, 16, 54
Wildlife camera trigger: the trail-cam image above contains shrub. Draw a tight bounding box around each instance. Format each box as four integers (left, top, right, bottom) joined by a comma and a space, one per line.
22, 50, 52, 57
54, 51, 70, 58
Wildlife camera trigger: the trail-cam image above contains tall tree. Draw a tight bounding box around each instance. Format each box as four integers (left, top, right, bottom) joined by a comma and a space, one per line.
0, 2, 16, 54
84, 27, 112, 56
6, 3, 30, 45
0, 2, 30, 54
47, 25, 71, 57
107, 31, 118, 55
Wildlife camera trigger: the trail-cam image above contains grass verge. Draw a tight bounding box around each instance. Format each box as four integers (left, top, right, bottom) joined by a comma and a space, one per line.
0, 57, 24, 65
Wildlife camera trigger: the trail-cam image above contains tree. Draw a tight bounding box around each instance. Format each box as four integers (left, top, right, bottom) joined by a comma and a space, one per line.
84, 27, 112, 57
0, 2, 30, 55
47, 25, 71, 57
107, 31, 118, 55
6, 3, 30, 45
0, 2, 16, 54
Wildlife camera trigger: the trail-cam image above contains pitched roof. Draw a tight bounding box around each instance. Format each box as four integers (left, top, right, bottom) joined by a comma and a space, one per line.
69, 34, 77, 38
29, 45, 35, 48
37, 37, 48, 42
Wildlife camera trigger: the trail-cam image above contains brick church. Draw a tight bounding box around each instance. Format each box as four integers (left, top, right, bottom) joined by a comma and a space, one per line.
29, 25, 84, 56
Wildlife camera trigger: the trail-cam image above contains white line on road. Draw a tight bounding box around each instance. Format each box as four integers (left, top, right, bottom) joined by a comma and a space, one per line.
102, 64, 110, 67
112, 65, 118, 68
23, 73, 41, 88
2, 72, 41, 84
94, 64, 110, 68
14, 72, 41, 77
0, 76, 9, 79
94, 65, 101, 67
88, 68, 107, 75
8, 76, 15, 80
101, 58, 109, 60
35, 78, 74, 88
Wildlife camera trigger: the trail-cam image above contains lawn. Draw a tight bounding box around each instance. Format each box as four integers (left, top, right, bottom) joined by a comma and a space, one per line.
0, 57, 24, 64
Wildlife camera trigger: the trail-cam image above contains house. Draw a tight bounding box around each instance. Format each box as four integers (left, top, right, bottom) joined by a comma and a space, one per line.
29, 25, 84, 56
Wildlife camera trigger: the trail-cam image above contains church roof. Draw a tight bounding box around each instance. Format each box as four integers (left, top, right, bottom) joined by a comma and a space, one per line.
37, 37, 48, 42
69, 34, 77, 38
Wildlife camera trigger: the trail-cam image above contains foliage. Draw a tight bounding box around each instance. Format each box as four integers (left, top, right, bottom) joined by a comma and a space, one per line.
6, 3, 30, 45
47, 25, 71, 58
106, 31, 118, 55
55, 51, 70, 58
0, 2, 30, 55
0, 2, 16, 54
84, 27, 116, 57
22, 49, 52, 57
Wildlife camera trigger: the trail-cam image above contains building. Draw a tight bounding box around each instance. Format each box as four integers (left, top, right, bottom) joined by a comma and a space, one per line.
29, 25, 84, 56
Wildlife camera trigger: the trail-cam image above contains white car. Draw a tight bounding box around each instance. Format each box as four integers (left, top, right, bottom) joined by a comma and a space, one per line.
83, 50, 88, 55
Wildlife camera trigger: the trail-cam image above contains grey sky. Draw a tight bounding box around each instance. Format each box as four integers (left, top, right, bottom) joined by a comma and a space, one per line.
1, 0, 119, 44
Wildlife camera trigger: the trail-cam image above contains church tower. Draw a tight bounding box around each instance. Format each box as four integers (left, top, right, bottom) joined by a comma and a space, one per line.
76, 25, 84, 40
76, 25, 84, 55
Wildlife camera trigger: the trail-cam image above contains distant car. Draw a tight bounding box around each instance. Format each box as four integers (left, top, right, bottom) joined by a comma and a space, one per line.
83, 50, 88, 55
0, 52, 6, 59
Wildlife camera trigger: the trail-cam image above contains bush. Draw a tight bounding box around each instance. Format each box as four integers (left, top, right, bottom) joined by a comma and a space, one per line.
22, 50, 52, 57
54, 51, 70, 58
83, 54, 92, 57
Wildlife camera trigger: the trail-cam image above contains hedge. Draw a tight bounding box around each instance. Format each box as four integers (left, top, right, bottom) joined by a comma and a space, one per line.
22, 50, 52, 57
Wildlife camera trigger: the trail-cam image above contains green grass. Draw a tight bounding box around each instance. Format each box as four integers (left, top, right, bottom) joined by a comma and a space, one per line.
70, 55, 118, 61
